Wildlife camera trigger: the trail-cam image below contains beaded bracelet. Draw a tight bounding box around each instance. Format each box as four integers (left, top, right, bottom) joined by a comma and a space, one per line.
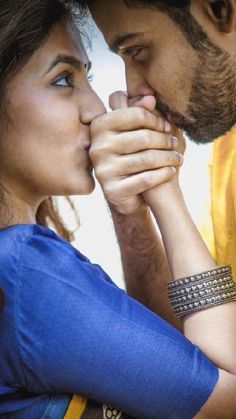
167, 265, 236, 318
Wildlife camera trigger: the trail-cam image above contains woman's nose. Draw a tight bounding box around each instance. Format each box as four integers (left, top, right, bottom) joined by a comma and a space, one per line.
80, 87, 106, 125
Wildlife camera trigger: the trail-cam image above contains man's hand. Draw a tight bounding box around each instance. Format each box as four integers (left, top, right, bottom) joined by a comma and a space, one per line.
89, 91, 182, 214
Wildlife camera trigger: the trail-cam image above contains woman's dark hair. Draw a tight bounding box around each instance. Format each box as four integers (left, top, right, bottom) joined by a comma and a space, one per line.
0, 0, 86, 241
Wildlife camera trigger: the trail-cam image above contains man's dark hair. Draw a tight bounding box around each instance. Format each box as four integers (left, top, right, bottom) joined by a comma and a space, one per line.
82, 0, 213, 54
125, 0, 190, 8
123, 0, 219, 56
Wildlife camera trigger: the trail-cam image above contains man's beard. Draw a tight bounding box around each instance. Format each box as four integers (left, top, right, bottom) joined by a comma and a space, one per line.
155, 11, 236, 144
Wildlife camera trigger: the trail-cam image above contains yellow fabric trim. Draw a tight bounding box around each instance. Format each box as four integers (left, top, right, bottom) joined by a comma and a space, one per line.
64, 395, 87, 419
200, 125, 236, 281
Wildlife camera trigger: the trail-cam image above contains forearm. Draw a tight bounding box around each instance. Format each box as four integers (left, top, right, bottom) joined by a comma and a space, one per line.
110, 203, 181, 329
144, 181, 236, 374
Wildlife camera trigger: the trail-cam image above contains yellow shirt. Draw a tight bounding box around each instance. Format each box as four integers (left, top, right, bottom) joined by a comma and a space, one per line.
200, 126, 236, 281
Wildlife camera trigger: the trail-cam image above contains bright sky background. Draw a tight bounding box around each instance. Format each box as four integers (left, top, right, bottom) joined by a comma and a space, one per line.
60, 21, 212, 288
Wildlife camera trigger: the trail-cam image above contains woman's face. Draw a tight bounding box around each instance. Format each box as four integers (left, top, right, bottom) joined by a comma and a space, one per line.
0, 20, 105, 204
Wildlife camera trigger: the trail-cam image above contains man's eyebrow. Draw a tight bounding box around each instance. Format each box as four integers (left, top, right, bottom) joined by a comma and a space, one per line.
109, 32, 145, 53
46, 54, 92, 74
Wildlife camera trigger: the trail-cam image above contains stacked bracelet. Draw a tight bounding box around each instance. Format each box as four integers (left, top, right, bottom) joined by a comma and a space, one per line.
167, 265, 236, 318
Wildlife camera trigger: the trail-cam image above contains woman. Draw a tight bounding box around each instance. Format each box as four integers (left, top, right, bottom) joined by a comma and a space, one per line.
0, 1, 236, 418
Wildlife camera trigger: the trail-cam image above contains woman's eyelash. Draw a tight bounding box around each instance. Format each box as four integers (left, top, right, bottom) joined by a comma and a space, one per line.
87, 72, 94, 83
52, 72, 74, 87
52, 70, 94, 87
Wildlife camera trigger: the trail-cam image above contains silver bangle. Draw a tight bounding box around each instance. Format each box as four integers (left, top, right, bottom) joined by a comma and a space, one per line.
167, 265, 236, 318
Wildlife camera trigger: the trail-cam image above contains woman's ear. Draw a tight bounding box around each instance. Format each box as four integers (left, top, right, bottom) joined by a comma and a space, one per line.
205, 0, 236, 33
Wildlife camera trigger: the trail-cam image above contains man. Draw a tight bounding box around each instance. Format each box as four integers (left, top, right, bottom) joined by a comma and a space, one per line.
64, 2, 236, 417
78, 0, 236, 329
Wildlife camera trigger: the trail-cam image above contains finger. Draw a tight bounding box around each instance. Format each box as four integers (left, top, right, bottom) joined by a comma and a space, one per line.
107, 167, 177, 199
129, 95, 157, 113
95, 150, 183, 180
116, 150, 183, 176
91, 107, 170, 135
114, 130, 176, 154
129, 95, 173, 133
89, 131, 177, 164
171, 127, 186, 154
109, 91, 128, 110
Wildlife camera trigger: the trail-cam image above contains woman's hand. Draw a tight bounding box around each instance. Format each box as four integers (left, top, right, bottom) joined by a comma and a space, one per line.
89, 91, 183, 215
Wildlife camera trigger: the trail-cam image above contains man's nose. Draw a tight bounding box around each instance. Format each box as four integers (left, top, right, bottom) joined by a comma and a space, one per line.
80, 87, 106, 125
125, 64, 155, 99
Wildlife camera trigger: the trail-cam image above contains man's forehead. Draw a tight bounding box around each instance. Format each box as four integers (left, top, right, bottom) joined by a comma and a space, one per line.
89, 0, 159, 36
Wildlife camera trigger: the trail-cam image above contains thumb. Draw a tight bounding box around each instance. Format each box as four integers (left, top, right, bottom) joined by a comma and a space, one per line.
109, 91, 129, 110
128, 95, 157, 112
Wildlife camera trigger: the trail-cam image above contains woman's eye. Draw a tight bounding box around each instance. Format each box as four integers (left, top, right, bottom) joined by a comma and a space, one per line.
88, 74, 94, 83
53, 73, 73, 87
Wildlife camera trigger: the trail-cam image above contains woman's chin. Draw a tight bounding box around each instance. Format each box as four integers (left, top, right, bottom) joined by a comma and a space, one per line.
68, 175, 96, 196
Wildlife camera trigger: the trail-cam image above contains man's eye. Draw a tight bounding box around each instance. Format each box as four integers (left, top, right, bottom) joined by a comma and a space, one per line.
53, 72, 73, 87
124, 47, 144, 59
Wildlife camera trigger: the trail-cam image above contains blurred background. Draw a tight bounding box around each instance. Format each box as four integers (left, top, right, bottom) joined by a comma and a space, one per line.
59, 20, 212, 288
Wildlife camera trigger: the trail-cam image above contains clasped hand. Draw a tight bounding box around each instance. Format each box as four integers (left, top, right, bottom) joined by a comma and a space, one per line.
89, 91, 185, 215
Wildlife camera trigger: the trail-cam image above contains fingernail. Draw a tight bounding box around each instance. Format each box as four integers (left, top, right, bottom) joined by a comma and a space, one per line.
171, 136, 179, 150
164, 120, 171, 132
175, 152, 184, 166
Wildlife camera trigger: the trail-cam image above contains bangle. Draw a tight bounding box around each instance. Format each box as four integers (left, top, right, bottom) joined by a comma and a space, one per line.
167, 265, 236, 318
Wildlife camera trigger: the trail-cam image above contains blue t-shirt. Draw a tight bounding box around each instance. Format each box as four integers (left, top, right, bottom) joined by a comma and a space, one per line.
0, 224, 218, 419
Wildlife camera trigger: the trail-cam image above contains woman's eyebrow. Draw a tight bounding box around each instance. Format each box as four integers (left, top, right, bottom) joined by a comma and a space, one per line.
45, 54, 92, 74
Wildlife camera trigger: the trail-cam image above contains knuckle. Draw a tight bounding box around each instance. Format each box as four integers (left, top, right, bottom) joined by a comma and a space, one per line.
90, 118, 100, 135
132, 130, 149, 149
94, 164, 109, 181
156, 117, 165, 132
142, 130, 152, 145
104, 184, 122, 203
140, 151, 154, 167
90, 141, 111, 161
90, 114, 107, 135
141, 172, 154, 189
166, 135, 174, 149
135, 106, 147, 123
89, 143, 102, 161
162, 167, 176, 178
166, 151, 179, 165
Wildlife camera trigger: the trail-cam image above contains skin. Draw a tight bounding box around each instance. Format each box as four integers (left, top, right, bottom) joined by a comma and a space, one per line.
87, 0, 236, 324
0, 20, 105, 225
0, 13, 181, 329
88, 0, 236, 144
87, 0, 236, 416
1, 2, 236, 416
0, 14, 185, 418
90, 92, 183, 328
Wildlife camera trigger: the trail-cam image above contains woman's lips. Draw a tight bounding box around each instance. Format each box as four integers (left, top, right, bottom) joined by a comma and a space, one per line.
84, 144, 91, 152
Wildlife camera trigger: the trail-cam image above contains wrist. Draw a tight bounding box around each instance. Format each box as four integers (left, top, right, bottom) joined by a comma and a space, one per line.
108, 200, 149, 220
143, 178, 183, 210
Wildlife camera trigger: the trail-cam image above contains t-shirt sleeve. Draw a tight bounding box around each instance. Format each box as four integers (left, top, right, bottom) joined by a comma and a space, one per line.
15, 229, 219, 419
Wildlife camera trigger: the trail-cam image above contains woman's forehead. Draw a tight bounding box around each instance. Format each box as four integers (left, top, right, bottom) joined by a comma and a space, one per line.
17, 21, 89, 78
